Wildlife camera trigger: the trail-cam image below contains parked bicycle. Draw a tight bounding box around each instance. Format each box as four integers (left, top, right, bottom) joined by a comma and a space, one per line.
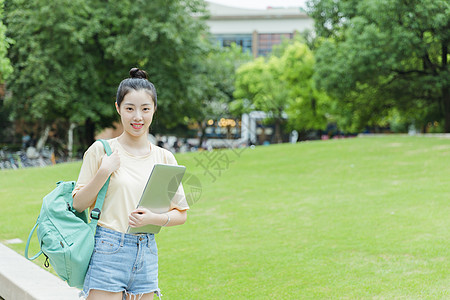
0, 147, 56, 170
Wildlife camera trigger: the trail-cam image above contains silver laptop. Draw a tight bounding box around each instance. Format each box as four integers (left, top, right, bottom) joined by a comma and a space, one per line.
127, 163, 186, 234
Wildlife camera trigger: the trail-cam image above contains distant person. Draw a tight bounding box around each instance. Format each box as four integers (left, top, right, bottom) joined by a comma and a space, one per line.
290, 130, 298, 143
29, 132, 36, 147
157, 139, 165, 148
201, 138, 211, 150
172, 138, 180, 152
22, 131, 31, 149
72, 68, 189, 300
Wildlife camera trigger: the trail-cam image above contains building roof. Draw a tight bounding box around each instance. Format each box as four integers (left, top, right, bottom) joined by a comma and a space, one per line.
206, 2, 309, 20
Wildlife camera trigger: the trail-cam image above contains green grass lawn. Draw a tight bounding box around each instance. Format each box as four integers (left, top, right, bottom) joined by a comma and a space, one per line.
1, 136, 449, 299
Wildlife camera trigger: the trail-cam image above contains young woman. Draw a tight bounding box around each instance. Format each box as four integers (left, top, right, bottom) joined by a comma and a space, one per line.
72, 68, 189, 300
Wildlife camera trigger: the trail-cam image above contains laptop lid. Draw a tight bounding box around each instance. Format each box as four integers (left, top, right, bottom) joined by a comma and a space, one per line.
127, 163, 186, 234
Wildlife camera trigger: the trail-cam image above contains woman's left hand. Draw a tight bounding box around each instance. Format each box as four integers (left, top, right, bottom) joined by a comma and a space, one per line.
129, 208, 155, 228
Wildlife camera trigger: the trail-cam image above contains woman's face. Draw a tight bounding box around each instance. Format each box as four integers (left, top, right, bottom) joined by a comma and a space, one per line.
116, 89, 155, 138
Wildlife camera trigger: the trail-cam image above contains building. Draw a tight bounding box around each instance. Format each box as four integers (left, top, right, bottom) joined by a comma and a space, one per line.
206, 2, 314, 57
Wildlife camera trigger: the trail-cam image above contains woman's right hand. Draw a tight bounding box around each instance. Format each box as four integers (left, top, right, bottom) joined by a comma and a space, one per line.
99, 149, 120, 175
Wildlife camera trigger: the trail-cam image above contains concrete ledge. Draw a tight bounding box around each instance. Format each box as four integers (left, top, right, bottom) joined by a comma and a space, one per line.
0, 243, 80, 300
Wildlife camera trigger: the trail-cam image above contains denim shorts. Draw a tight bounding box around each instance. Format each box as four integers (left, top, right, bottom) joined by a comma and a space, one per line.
81, 226, 161, 299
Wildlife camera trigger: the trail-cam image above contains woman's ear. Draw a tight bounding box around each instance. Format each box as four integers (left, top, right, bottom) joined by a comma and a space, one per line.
115, 102, 120, 115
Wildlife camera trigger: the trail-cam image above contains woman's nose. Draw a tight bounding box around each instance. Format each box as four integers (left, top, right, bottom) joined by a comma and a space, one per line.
133, 110, 143, 120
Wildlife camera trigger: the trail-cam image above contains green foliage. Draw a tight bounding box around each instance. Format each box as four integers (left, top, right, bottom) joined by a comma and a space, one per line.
0, 0, 12, 81
281, 42, 330, 131
308, 0, 450, 132
4, 0, 209, 144
234, 55, 290, 142
234, 41, 331, 139
178, 41, 251, 143
95, 0, 210, 130
6, 0, 108, 124
190, 42, 252, 122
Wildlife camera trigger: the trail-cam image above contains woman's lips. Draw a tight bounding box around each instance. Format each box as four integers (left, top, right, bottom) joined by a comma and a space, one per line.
131, 123, 144, 129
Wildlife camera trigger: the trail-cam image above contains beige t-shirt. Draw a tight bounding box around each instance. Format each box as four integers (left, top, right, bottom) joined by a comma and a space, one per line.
72, 138, 189, 233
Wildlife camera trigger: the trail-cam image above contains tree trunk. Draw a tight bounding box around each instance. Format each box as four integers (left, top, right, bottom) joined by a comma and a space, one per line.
67, 122, 76, 160
85, 118, 95, 146
274, 118, 282, 144
198, 121, 206, 149
443, 86, 450, 133
36, 125, 51, 151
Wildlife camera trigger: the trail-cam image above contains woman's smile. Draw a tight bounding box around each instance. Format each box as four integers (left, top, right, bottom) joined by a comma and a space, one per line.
131, 123, 144, 130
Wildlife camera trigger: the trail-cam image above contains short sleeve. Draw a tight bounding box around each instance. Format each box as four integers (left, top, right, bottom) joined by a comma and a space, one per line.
165, 151, 190, 212
72, 141, 104, 198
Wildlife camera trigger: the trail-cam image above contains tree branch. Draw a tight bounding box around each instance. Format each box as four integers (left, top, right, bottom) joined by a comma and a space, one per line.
390, 69, 429, 76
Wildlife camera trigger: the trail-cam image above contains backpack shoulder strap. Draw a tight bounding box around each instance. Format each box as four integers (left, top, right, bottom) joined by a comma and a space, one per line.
98, 139, 112, 156
90, 139, 112, 225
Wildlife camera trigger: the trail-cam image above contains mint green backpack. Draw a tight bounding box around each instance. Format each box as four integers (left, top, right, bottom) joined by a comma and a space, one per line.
25, 140, 111, 288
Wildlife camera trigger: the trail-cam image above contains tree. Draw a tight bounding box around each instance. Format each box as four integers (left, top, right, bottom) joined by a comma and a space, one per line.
280, 41, 330, 136
308, 0, 450, 132
234, 41, 330, 142
95, 0, 209, 132
234, 56, 290, 143
4, 0, 209, 153
5, 0, 106, 151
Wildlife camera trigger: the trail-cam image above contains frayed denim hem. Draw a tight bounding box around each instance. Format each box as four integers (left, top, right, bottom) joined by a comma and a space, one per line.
124, 289, 162, 300
79, 288, 162, 300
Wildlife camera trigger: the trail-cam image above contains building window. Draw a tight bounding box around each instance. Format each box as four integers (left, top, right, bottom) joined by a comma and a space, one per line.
258, 33, 293, 56
212, 34, 253, 53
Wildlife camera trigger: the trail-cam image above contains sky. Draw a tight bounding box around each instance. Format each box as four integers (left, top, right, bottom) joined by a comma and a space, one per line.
206, 0, 308, 10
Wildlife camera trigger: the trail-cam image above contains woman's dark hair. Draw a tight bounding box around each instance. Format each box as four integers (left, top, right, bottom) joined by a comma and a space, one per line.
116, 67, 157, 109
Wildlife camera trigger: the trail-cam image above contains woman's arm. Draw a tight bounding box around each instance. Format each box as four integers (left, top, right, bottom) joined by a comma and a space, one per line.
72, 150, 120, 212
129, 208, 187, 228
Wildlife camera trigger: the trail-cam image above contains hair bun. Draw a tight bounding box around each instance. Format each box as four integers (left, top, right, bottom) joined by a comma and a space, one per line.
129, 67, 148, 80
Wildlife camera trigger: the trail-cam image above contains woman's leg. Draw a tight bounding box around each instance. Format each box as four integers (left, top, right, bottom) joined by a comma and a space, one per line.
87, 289, 123, 300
